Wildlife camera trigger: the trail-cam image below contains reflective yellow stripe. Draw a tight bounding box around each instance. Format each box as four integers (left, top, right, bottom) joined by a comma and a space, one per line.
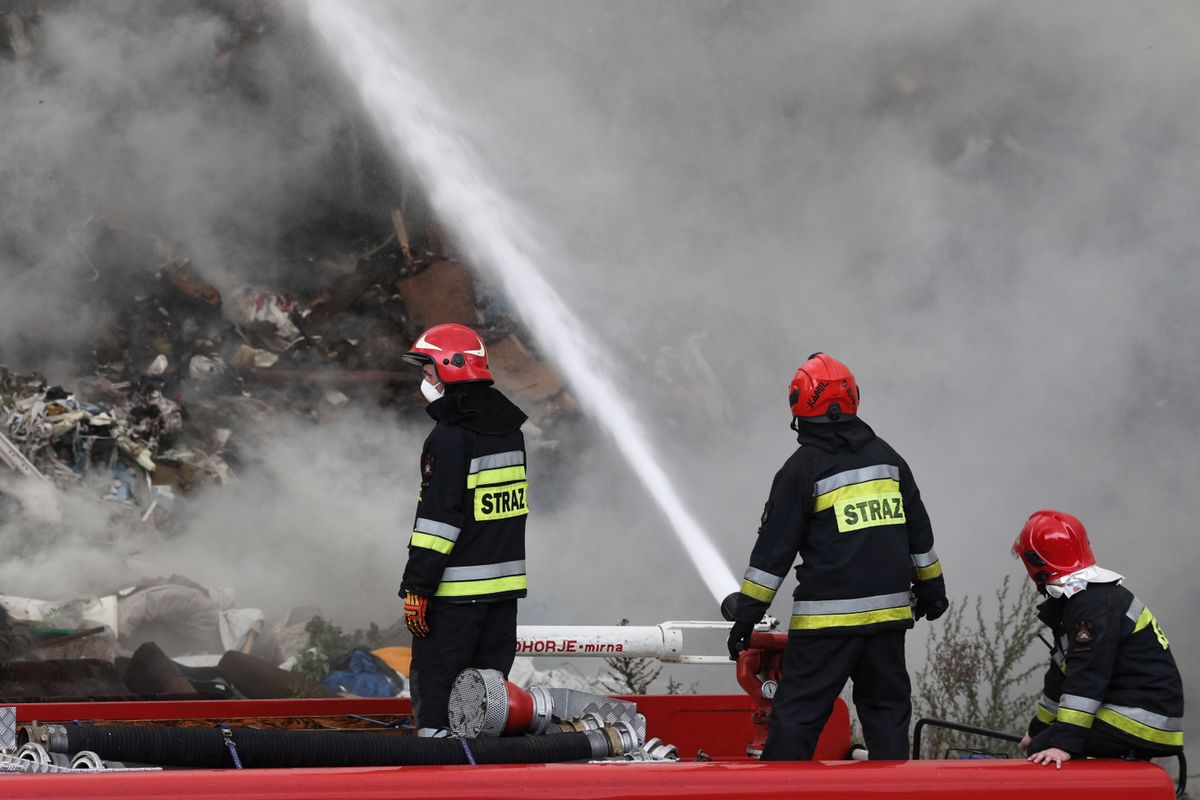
1057, 708, 1095, 729
1036, 706, 1057, 725
410, 532, 454, 554
435, 574, 527, 598
789, 605, 912, 631
813, 478, 900, 512
474, 481, 529, 521
740, 579, 777, 603
913, 561, 943, 581
1133, 606, 1153, 633
467, 465, 527, 489
1096, 708, 1184, 747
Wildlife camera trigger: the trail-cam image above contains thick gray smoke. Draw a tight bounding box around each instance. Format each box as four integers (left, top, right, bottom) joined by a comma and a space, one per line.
1, 0, 1197, 723
332, 0, 1200, 703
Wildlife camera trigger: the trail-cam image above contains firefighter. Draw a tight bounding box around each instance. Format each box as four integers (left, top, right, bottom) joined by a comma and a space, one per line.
399, 323, 530, 736
727, 353, 947, 760
1013, 509, 1184, 768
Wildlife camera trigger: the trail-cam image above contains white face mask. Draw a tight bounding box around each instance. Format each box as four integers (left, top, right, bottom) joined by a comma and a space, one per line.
421, 378, 445, 404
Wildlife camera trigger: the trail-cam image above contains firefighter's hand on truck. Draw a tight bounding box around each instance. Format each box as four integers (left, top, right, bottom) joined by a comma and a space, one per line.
404, 591, 431, 638
727, 620, 755, 660
1018, 732, 1031, 753
1027, 747, 1071, 769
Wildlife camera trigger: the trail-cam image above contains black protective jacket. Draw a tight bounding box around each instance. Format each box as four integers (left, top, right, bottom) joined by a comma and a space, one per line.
401, 386, 529, 603
1027, 581, 1184, 755
734, 418, 944, 636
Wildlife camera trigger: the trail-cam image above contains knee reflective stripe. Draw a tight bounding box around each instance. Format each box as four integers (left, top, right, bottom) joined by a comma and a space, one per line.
435, 560, 527, 598
741, 567, 785, 603
910, 549, 942, 581
410, 518, 461, 554
1096, 704, 1184, 747
789, 592, 913, 631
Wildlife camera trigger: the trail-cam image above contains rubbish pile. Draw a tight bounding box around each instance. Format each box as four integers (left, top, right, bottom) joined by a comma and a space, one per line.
0, 217, 574, 530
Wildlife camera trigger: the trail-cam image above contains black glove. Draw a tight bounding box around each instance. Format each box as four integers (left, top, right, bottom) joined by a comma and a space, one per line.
727, 620, 755, 660
914, 596, 949, 621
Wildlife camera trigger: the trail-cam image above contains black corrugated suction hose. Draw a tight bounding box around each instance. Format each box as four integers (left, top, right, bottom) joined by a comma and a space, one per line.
62, 725, 605, 768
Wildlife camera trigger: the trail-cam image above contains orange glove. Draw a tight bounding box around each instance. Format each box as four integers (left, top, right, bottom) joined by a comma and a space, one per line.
404, 591, 430, 638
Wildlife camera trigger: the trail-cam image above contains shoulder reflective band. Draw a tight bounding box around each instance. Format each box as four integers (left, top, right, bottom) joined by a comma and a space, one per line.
910, 548, 942, 581
812, 465, 905, 533
790, 592, 913, 631
1127, 598, 1171, 649
474, 482, 529, 520
410, 517, 461, 554
467, 451, 526, 489
1036, 694, 1059, 725
741, 566, 785, 603
1096, 704, 1184, 747
435, 560, 527, 598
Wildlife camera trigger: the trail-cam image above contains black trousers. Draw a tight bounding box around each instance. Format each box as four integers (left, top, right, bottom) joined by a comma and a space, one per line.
409, 599, 518, 731
762, 629, 911, 761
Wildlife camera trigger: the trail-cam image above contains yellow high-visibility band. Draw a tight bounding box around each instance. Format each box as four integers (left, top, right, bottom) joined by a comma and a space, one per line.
410, 532, 455, 554
1095, 708, 1184, 747
813, 478, 900, 512
912, 561, 943, 581
474, 481, 529, 521
789, 605, 912, 631
740, 580, 777, 604
435, 574, 528, 598
1134, 606, 1153, 633
1057, 708, 1095, 729
467, 465, 527, 489
1036, 706, 1056, 725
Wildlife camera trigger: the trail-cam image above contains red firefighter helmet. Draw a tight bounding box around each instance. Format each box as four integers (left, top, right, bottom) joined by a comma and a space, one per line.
789, 353, 859, 421
1012, 509, 1096, 584
402, 323, 493, 384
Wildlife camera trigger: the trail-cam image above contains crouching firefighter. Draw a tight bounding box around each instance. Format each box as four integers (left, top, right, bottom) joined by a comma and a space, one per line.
727, 353, 947, 760
399, 323, 530, 736
1014, 510, 1185, 768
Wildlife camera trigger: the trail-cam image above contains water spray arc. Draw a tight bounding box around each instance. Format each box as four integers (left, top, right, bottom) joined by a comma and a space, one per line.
307, 0, 738, 603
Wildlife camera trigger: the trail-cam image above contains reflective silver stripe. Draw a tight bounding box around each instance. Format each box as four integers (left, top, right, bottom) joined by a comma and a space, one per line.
414, 517, 461, 541
1060, 694, 1101, 714
1039, 694, 1059, 713
1100, 704, 1183, 732
468, 450, 524, 474
1126, 597, 1145, 624
813, 464, 900, 496
910, 549, 939, 568
792, 591, 912, 616
744, 567, 785, 590
441, 560, 527, 582
1059, 634, 1070, 651
1052, 650, 1064, 667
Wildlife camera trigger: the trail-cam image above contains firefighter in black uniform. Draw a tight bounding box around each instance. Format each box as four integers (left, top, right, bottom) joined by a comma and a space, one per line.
727, 353, 947, 760
399, 323, 530, 736
1013, 509, 1185, 767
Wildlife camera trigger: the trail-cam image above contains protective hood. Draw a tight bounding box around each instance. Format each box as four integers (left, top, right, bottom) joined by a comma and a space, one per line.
427, 385, 527, 434
792, 416, 876, 453
1044, 564, 1125, 599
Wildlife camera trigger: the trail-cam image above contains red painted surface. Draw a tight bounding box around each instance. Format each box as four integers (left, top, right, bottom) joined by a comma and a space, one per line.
1, 758, 1176, 800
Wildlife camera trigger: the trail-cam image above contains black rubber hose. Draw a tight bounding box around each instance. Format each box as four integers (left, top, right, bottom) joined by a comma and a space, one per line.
63, 725, 601, 768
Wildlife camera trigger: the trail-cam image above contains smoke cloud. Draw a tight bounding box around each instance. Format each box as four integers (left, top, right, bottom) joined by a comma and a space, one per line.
2, 0, 1197, 724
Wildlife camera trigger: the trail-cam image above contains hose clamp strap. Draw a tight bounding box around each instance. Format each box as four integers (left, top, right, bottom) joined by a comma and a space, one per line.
218, 724, 244, 769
